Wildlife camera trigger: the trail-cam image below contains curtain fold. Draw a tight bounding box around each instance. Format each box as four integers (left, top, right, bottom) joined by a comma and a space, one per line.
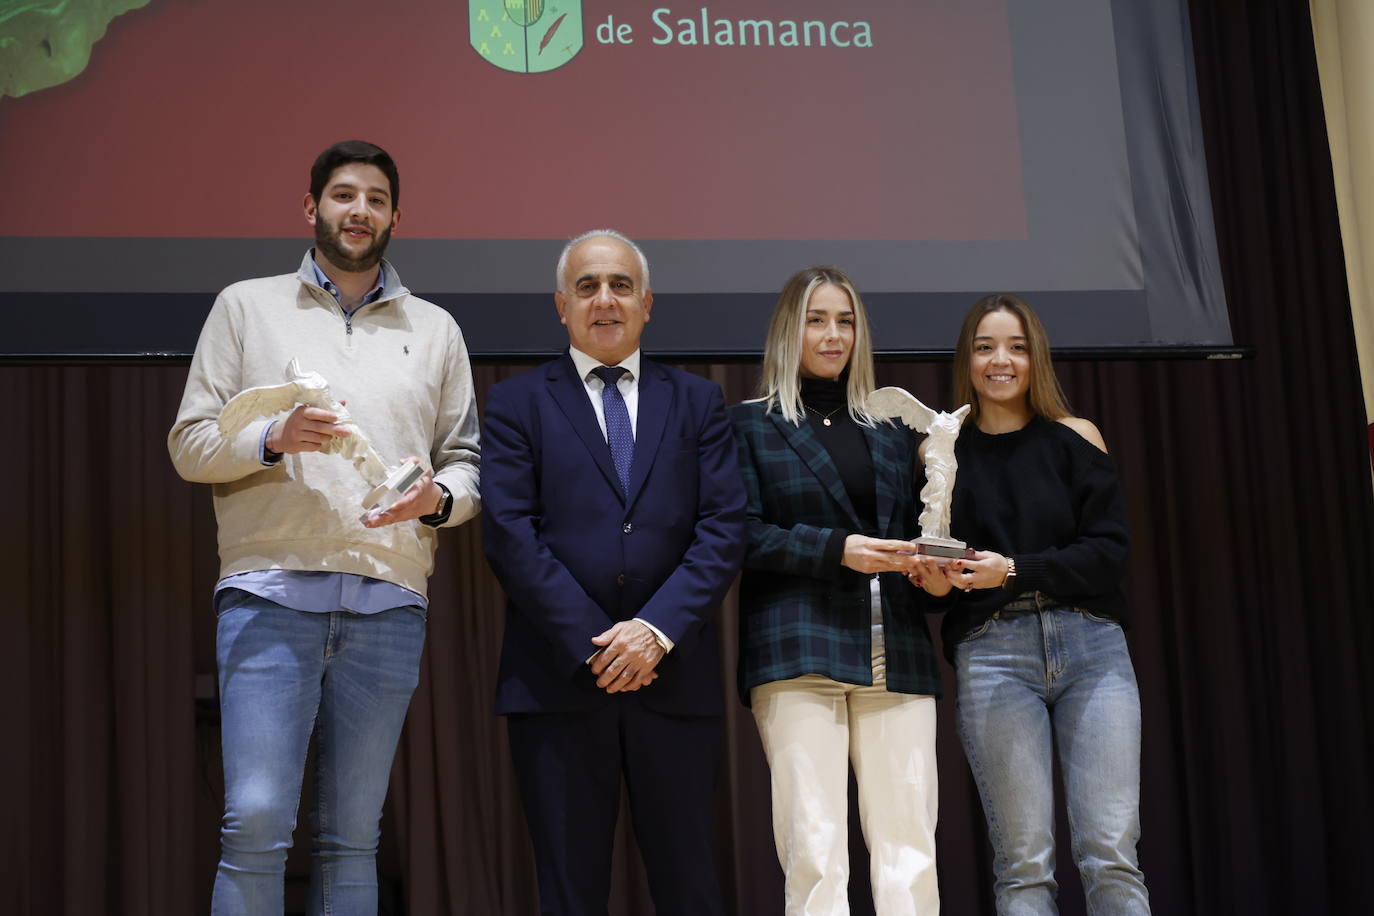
1310, 0, 1374, 467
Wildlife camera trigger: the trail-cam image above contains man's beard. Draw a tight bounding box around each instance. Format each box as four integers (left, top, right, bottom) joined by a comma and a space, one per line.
314, 214, 392, 273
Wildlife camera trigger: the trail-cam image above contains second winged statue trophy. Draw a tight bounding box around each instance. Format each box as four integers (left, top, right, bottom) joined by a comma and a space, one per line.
868, 386, 974, 564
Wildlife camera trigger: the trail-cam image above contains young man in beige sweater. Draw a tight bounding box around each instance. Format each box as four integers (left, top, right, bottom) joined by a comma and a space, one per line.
168, 140, 480, 915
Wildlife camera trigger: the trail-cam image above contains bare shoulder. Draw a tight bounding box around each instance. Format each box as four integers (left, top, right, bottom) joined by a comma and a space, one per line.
918, 436, 929, 460
1056, 416, 1109, 453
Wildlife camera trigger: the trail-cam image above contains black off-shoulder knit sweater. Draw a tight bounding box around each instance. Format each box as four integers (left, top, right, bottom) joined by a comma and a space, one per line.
938, 415, 1131, 662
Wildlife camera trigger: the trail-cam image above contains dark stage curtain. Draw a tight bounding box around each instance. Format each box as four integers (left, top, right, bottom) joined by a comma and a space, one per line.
5, 1, 1373, 912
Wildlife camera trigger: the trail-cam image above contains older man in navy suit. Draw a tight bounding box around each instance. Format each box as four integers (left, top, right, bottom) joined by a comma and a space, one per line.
481, 229, 747, 915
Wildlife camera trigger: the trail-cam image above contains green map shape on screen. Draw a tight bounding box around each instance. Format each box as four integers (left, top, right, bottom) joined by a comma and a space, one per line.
470, 0, 582, 74
1, 0, 150, 99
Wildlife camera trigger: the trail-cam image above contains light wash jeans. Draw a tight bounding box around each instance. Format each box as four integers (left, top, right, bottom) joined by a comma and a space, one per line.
955, 605, 1150, 916
212, 592, 425, 916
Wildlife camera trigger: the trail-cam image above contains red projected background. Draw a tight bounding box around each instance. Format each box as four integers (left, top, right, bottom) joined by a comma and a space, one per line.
0, 0, 1025, 240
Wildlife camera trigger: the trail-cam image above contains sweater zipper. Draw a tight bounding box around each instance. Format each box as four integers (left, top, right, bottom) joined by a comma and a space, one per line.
340, 302, 356, 350
338, 294, 393, 349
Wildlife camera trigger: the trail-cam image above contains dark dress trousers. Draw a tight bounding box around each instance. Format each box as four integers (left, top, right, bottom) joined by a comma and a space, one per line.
481, 353, 747, 915
728, 401, 942, 702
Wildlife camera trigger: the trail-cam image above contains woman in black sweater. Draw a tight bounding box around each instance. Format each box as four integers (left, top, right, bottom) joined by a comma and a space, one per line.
920, 294, 1152, 914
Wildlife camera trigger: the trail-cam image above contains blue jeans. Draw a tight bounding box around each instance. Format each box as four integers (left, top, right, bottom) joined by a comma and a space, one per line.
212, 592, 425, 916
955, 607, 1150, 916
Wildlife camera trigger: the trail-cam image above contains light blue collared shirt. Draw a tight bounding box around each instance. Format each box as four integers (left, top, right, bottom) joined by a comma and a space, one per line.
309, 256, 386, 315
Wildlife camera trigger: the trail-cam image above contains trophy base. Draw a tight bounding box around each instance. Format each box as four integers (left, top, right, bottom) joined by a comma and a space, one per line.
914, 537, 975, 566
360, 461, 426, 518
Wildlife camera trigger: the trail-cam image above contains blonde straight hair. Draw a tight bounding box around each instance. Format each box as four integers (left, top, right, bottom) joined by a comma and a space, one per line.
756, 266, 878, 426
952, 293, 1072, 422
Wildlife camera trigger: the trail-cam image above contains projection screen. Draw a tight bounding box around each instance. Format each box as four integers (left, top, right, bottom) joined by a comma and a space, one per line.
0, 0, 1231, 358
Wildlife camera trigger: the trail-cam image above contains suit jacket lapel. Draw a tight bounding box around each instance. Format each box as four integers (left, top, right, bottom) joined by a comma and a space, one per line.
546, 354, 623, 500
768, 411, 862, 528
863, 421, 900, 536
626, 361, 670, 509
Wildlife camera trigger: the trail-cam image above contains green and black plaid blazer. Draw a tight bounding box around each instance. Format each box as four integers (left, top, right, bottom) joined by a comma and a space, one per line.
729, 400, 942, 703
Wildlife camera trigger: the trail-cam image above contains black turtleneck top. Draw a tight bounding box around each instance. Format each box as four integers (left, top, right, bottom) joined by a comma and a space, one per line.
800, 377, 877, 553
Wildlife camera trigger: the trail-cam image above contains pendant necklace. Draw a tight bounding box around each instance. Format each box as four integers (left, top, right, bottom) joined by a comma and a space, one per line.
805, 404, 844, 427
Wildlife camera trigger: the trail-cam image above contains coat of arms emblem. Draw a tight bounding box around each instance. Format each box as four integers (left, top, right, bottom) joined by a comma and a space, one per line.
470, 0, 583, 73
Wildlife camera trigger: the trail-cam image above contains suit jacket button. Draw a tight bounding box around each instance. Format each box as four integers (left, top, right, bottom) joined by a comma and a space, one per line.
617, 573, 625, 585
622, 522, 633, 534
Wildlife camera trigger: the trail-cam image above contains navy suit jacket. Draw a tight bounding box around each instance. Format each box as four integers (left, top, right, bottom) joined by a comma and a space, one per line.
482, 353, 747, 716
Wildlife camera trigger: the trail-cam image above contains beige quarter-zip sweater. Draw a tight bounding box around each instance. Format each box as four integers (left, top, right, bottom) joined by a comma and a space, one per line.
168, 254, 480, 598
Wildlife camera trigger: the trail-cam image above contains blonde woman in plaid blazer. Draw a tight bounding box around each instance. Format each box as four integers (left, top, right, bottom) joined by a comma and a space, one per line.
729, 266, 943, 915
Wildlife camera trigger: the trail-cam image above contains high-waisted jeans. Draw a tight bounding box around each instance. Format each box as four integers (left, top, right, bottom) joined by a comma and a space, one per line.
955, 604, 1150, 916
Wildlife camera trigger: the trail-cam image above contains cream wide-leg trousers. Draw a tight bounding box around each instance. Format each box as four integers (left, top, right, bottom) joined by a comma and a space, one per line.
750, 582, 939, 915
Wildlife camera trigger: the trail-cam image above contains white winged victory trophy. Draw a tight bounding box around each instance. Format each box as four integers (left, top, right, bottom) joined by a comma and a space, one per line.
216, 359, 425, 512
868, 386, 974, 563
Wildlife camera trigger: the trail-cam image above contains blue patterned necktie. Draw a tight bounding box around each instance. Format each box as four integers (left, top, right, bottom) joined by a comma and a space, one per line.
591, 365, 634, 496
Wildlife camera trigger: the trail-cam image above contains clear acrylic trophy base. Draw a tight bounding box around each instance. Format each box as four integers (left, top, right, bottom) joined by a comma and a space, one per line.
359, 461, 425, 522
914, 536, 975, 567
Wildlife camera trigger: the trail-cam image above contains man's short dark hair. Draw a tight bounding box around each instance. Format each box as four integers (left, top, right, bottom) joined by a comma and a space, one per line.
309, 140, 400, 207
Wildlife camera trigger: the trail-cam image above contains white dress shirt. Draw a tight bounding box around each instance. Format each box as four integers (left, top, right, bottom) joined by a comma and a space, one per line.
568, 346, 640, 438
